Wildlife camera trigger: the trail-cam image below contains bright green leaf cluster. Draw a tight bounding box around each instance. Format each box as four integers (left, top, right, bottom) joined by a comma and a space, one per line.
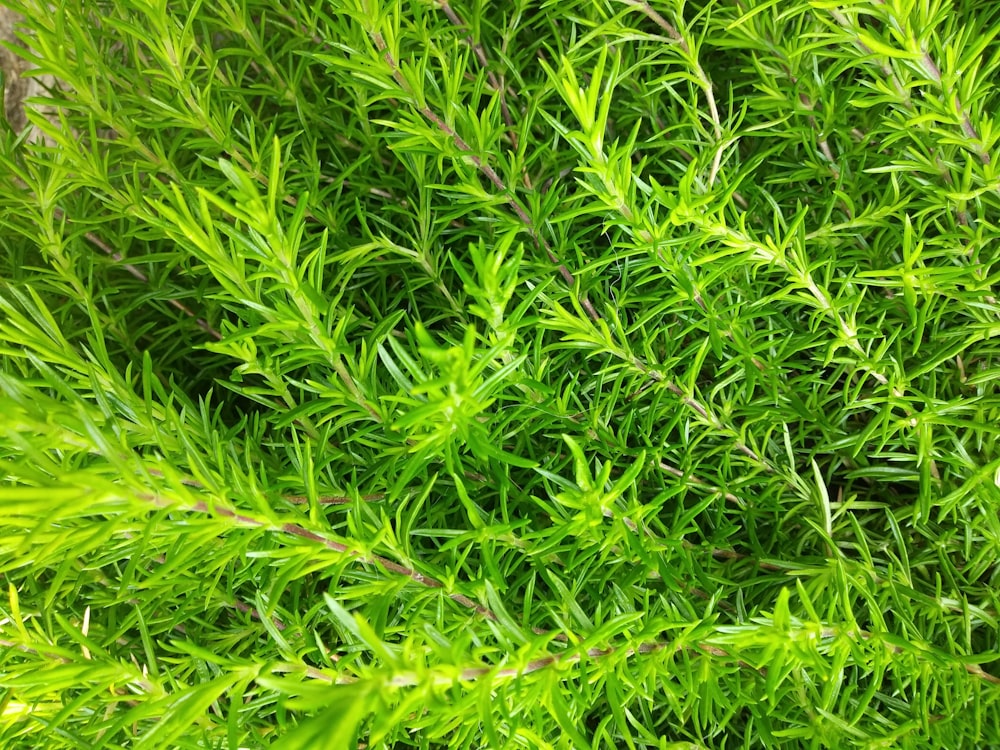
1, 0, 1000, 747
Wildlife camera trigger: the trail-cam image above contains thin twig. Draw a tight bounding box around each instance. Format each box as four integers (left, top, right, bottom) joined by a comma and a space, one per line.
83, 229, 223, 340
436, 0, 520, 152
145, 493, 500, 622
370, 32, 602, 322
94, 483, 1000, 692
622, 0, 722, 140
119, 527, 288, 631
302, 620, 1000, 688
658, 460, 742, 504
829, 7, 989, 165
39, 203, 222, 340
284, 493, 386, 505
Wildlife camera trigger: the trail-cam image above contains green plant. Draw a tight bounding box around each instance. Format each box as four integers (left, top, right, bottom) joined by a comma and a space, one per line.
1, 0, 999, 746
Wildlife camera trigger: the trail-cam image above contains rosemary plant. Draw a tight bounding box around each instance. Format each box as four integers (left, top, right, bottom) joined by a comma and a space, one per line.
1, 0, 999, 746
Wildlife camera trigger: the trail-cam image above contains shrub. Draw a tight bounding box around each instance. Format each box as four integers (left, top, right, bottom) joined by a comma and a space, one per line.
1, 0, 999, 746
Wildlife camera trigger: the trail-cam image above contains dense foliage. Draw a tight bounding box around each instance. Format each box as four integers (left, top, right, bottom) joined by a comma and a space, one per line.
2, 0, 1000, 746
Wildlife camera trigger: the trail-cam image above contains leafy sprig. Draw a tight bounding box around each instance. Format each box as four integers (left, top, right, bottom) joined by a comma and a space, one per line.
2, 0, 1000, 747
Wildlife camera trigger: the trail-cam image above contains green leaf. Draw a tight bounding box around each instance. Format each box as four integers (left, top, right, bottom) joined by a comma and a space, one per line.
269, 683, 376, 750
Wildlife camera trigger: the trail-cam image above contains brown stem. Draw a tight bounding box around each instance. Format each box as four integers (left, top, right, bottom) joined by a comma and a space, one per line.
40, 204, 223, 340
830, 9, 988, 165
622, 0, 685, 49
371, 32, 602, 322
634, 364, 767, 468
121, 529, 288, 631
146, 494, 500, 622
624, 0, 721, 140
284, 493, 386, 505
437, 0, 519, 151
84, 230, 223, 340
658, 461, 742, 504
315, 620, 1000, 688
